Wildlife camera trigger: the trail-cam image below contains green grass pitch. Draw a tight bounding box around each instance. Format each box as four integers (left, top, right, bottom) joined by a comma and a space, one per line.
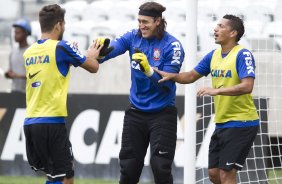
0, 176, 116, 184
0, 170, 281, 184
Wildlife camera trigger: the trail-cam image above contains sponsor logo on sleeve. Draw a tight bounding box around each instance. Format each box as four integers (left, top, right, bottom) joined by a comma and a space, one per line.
243, 51, 255, 74
171, 41, 181, 64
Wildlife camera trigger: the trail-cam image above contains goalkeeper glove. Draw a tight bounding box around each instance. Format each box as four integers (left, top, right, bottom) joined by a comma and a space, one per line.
132, 49, 154, 77
98, 38, 114, 59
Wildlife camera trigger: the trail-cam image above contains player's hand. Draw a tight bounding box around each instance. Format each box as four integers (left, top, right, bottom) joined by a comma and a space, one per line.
153, 68, 177, 83
87, 39, 103, 60
132, 50, 153, 77
97, 38, 114, 59
197, 87, 219, 97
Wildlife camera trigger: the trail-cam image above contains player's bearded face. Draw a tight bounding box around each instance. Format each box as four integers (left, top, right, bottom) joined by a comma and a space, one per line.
58, 21, 65, 40
138, 15, 159, 38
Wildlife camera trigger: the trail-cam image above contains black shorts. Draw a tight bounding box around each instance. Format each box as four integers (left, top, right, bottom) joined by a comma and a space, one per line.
120, 105, 178, 161
208, 125, 259, 171
24, 123, 74, 182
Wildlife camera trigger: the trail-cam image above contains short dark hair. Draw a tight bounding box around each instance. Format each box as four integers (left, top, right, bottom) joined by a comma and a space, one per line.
223, 14, 245, 42
39, 4, 65, 33
138, 2, 167, 39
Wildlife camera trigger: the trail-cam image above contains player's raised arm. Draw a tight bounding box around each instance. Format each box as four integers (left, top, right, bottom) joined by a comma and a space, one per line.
80, 39, 103, 73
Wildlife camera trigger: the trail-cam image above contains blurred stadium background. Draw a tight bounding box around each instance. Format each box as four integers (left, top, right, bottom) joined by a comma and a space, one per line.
0, 0, 282, 183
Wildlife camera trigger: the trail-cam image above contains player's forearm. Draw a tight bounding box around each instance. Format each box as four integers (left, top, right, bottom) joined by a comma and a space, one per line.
216, 83, 253, 96
82, 57, 99, 73
173, 71, 201, 84
172, 72, 190, 84
216, 77, 254, 96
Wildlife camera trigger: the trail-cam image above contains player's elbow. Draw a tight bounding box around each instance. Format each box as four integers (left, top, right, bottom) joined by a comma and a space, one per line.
241, 77, 255, 94
88, 65, 99, 73
245, 86, 253, 94
241, 85, 253, 94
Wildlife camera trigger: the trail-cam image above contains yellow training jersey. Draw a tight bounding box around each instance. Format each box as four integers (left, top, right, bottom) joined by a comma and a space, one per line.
24, 39, 70, 118
210, 45, 259, 123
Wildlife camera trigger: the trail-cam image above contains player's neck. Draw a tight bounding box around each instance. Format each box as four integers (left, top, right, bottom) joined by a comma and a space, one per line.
41, 33, 59, 41
221, 42, 238, 54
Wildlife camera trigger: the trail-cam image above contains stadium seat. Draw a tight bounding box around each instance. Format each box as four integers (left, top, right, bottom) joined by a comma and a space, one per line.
273, 2, 282, 21
29, 20, 41, 43
108, 1, 138, 22
64, 19, 119, 52
166, 21, 187, 47
159, 0, 186, 22
63, 21, 96, 51
61, 0, 88, 22
246, 38, 281, 52
89, 21, 118, 41
217, 5, 245, 20
197, 21, 218, 53
238, 37, 252, 50
244, 20, 266, 39
262, 21, 282, 49
198, 5, 218, 22
113, 20, 137, 37
0, 0, 20, 20
263, 21, 282, 37
252, 0, 278, 11
82, 0, 113, 22
198, 0, 221, 21
244, 5, 274, 23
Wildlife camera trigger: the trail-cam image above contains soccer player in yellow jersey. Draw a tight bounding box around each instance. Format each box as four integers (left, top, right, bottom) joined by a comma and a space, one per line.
155, 14, 259, 184
23, 4, 105, 184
